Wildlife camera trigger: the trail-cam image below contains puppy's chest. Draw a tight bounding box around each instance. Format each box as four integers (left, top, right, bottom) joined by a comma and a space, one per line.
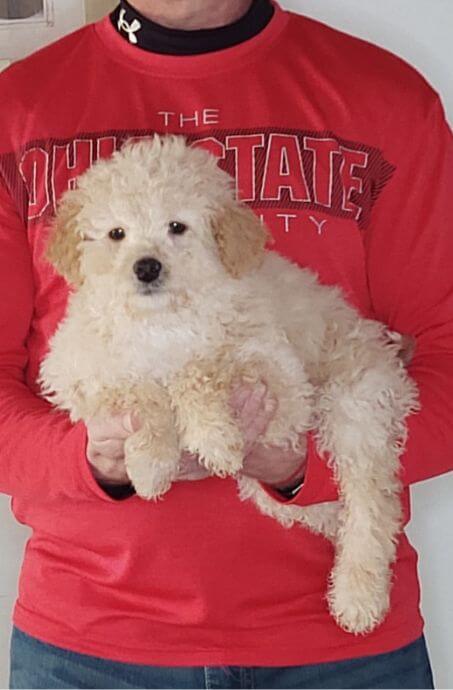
104, 315, 225, 384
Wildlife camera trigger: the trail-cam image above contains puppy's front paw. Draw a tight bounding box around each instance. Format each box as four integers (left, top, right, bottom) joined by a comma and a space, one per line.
186, 423, 244, 478
327, 563, 390, 634
125, 434, 180, 500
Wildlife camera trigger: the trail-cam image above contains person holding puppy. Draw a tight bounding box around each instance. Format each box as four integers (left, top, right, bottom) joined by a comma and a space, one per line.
1, 0, 452, 688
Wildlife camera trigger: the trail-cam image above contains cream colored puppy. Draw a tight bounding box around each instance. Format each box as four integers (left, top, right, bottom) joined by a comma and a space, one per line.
39, 135, 418, 636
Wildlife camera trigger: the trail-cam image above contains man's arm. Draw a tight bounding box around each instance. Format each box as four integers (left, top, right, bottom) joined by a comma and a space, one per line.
365, 94, 453, 487
0, 181, 118, 502
260, 91, 453, 507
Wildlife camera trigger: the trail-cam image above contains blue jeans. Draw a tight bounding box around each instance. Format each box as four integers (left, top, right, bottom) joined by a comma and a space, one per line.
9, 626, 435, 689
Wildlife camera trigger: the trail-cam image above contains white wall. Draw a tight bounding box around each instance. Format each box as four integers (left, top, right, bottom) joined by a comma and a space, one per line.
282, 0, 453, 122
85, 0, 115, 24
0, 1, 85, 65
281, 3, 453, 687
0, 1, 453, 688
0, 0, 116, 68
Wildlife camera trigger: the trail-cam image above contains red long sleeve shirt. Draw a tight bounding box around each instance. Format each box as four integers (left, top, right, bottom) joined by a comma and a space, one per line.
1, 2, 452, 666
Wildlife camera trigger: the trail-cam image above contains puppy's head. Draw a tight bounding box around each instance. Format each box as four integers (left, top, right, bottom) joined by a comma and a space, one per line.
46, 135, 268, 308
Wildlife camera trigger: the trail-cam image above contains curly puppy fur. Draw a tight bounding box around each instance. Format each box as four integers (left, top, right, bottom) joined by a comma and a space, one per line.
39, 134, 419, 635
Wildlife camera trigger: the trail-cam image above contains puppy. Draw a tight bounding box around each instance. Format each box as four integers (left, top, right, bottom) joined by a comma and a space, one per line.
39, 134, 418, 635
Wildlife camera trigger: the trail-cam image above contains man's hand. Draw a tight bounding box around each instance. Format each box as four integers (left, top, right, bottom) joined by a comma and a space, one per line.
86, 411, 142, 485
386, 329, 416, 366
229, 382, 307, 489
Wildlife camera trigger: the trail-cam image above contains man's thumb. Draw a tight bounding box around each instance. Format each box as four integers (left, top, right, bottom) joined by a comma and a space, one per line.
122, 411, 143, 433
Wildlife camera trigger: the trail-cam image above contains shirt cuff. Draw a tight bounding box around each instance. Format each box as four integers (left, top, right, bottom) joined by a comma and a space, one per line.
96, 481, 137, 500
259, 433, 338, 506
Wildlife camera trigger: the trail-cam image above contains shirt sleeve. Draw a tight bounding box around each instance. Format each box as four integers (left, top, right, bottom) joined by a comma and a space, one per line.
262, 92, 453, 508
0, 181, 118, 502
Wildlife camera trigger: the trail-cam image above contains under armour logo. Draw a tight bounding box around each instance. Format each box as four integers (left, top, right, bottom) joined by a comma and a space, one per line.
117, 8, 142, 45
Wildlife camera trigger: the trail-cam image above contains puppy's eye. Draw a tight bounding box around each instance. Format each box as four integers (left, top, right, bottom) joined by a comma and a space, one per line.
108, 228, 126, 241
168, 221, 187, 235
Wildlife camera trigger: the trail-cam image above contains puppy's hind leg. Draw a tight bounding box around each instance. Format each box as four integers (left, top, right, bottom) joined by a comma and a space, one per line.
326, 461, 402, 634
317, 358, 418, 633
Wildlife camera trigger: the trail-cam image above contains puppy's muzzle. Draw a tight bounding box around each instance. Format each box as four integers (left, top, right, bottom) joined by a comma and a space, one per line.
133, 257, 162, 284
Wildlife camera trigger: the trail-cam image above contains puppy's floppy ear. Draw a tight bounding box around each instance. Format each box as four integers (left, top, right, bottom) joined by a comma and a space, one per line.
212, 203, 269, 278
45, 189, 85, 287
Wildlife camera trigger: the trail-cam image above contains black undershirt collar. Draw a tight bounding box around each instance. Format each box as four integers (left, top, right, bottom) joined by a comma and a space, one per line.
110, 0, 275, 56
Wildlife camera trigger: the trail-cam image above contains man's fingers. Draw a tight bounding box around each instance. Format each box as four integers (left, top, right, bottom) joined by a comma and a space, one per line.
229, 381, 278, 452
230, 382, 267, 419
177, 451, 211, 480
87, 411, 142, 441
88, 455, 130, 484
398, 334, 416, 365
178, 465, 211, 481
237, 387, 278, 453
229, 384, 254, 415
90, 438, 125, 460
385, 329, 416, 366
240, 384, 274, 428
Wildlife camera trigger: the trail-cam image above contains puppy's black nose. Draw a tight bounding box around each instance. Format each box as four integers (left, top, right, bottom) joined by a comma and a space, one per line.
133, 257, 162, 283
